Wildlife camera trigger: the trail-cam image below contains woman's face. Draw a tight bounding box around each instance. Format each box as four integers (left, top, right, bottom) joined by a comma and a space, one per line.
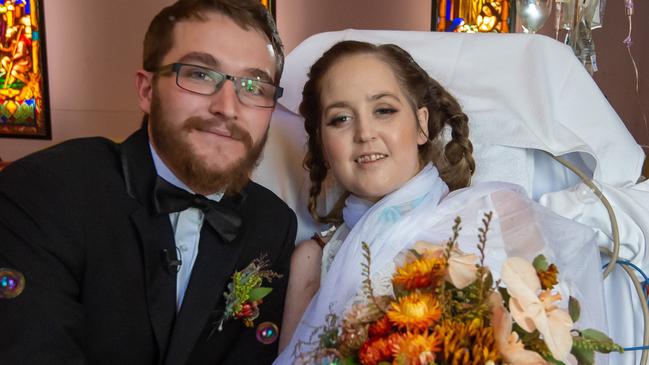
318, 54, 429, 202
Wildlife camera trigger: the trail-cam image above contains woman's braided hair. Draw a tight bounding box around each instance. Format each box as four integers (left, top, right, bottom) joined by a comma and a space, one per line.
300, 40, 475, 224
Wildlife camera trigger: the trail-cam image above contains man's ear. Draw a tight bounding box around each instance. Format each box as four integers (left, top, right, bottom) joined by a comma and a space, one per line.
416, 106, 429, 145
135, 70, 154, 114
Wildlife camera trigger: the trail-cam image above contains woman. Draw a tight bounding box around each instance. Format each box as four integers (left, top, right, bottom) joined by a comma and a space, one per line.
275, 41, 605, 363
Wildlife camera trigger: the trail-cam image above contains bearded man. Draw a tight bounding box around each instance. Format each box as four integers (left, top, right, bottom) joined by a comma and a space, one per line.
0, 1, 296, 364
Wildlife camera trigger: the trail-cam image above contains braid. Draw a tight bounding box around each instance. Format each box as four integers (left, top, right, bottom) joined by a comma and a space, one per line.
423, 78, 475, 190
379, 44, 475, 191
300, 43, 374, 224
299, 41, 476, 224
438, 98, 475, 190
305, 159, 326, 223
304, 139, 343, 224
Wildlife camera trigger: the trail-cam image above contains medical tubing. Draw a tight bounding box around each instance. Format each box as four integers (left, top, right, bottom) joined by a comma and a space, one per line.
544, 152, 620, 279
618, 260, 649, 289
604, 260, 649, 294
602, 253, 649, 363
545, 151, 648, 364
602, 247, 649, 365
626, 346, 649, 352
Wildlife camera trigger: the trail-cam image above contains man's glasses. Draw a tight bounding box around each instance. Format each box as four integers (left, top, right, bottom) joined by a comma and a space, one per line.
157, 63, 283, 108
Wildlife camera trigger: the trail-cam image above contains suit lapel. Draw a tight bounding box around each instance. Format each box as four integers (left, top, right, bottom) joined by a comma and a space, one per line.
164, 222, 248, 365
131, 209, 178, 358
120, 127, 177, 361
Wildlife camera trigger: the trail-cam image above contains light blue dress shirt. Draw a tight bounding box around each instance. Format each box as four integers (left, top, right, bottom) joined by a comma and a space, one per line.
150, 145, 223, 310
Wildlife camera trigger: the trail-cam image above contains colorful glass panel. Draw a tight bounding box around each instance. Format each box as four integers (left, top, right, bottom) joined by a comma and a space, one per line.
260, 0, 276, 20
433, 0, 513, 33
0, 0, 50, 139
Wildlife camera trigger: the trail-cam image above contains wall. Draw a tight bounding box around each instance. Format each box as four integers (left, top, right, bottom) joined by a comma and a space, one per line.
592, 1, 648, 154
0, 0, 646, 161
0, 0, 173, 161
0, 0, 430, 161
276, 0, 431, 52
277, 0, 648, 156
534, 0, 648, 154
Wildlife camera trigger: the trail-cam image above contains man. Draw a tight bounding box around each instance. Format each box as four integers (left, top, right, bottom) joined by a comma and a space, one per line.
0, 0, 296, 364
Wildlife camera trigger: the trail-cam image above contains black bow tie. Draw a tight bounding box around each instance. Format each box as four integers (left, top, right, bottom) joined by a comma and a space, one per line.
153, 177, 243, 243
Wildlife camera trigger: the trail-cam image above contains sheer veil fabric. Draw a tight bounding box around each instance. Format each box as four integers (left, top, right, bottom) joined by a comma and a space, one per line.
274, 164, 605, 364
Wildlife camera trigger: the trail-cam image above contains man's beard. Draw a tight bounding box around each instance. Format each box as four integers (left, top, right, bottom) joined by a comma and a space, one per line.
148, 94, 268, 195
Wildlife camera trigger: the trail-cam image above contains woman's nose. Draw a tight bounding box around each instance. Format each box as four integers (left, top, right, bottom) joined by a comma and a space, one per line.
353, 117, 377, 143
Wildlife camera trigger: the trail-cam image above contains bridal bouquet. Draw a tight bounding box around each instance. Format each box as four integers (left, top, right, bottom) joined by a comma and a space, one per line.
296, 213, 621, 365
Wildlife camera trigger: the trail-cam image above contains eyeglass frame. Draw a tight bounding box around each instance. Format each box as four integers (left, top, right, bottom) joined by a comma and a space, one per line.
155, 62, 284, 108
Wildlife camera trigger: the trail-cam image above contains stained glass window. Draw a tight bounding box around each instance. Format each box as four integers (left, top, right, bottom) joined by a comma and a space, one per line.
432, 0, 513, 33
260, 0, 276, 20
0, 0, 50, 139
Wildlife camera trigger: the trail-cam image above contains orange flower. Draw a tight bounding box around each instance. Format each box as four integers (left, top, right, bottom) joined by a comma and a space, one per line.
537, 263, 559, 290
392, 256, 446, 290
358, 336, 394, 365
411, 241, 479, 289
436, 318, 501, 365
387, 293, 442, 332
368, 315, 393, 338
391, 331, 442, 365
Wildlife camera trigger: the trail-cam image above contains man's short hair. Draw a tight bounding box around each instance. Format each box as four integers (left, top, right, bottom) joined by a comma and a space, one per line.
142, 0, 284, 85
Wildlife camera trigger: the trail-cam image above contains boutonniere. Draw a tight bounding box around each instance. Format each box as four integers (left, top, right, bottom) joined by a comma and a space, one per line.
216, 255, 281, 331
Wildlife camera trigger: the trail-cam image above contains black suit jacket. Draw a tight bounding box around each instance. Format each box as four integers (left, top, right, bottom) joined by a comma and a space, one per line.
0, 127, 296, 365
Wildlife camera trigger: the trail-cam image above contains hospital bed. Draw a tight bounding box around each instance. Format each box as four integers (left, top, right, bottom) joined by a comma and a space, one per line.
252, 30, 649, 365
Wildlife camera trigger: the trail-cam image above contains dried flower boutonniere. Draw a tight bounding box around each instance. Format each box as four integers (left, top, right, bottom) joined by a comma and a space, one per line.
216, 256, 281, 331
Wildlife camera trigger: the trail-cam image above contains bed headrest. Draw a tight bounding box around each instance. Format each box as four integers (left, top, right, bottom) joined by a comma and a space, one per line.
276, 29, 644, 187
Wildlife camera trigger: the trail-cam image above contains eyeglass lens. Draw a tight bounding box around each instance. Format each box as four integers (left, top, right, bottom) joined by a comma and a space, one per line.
175, 64, 278, 107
